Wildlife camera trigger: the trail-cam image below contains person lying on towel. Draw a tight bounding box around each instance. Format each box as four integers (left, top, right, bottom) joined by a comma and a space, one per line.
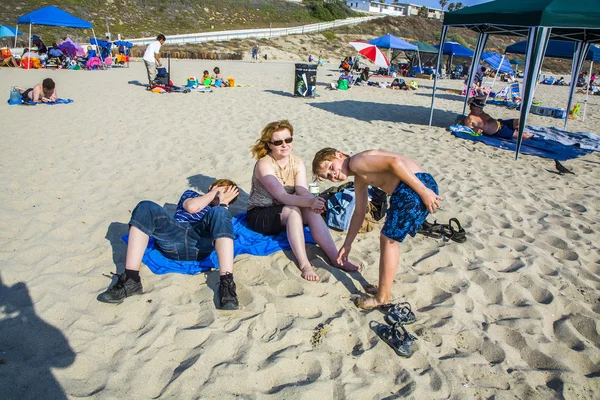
465, 98, 533, 140
97, 179, 241, 310
17, 78, 57, 103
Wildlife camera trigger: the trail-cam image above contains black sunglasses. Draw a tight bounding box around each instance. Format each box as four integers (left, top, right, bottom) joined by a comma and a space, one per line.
270, 137, 293, 146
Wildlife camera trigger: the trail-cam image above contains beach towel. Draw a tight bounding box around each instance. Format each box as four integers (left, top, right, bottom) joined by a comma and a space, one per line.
449, 124, 594, 160
121, 212, 316, 275
190, 86, 213, 93
8, 95, 73, 106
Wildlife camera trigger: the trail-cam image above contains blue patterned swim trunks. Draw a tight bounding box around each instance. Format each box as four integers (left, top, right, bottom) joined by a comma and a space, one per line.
381, 172, 438, 242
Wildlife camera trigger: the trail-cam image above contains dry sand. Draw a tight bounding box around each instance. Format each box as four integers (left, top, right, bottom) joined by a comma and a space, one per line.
0, 60, 599, 399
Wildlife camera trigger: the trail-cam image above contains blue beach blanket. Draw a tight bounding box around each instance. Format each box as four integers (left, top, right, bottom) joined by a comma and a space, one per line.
8, 98, 74, 106
449, 124, 595, 160
122, 212, 316, 275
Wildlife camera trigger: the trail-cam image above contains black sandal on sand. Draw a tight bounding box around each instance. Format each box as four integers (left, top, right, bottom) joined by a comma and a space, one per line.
417, 220, 445, 239
384, 302, 416, 326
376, 322, 417, 357
448, 218, 467, 243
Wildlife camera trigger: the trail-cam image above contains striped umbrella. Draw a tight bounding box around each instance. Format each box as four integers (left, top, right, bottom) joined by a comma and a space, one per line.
349, 41, 390, 68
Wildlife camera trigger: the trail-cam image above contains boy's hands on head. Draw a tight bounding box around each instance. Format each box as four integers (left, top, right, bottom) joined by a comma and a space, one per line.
420, 188, 442, 214
219, 186, 239, 205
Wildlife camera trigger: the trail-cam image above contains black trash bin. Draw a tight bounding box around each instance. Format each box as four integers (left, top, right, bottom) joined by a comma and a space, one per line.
294, 63, 317, 97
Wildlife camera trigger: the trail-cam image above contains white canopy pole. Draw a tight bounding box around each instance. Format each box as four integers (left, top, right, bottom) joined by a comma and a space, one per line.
428, 25, 448, 129
583, 60, 593, 122
92, 28, 104, 65
564, 42, 589, 130
27, 23, 31, 70
14, 24, 18, 47
516, 27, 551, 159
462, 32, 488, 115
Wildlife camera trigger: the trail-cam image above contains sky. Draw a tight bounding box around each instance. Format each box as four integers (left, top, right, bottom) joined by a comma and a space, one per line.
399, 0, 491, 8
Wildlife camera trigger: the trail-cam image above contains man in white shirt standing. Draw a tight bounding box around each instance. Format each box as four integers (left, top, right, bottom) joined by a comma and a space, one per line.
143, 34, 166, 87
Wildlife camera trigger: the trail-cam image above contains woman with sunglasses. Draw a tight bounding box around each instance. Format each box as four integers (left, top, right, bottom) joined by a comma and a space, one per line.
247, 120, 361, 281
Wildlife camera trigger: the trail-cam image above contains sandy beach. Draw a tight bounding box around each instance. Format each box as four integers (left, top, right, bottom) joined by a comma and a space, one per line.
1, 60, 599, 399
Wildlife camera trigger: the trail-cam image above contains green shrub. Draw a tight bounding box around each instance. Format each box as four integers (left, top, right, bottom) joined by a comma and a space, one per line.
322, 31, 337, 40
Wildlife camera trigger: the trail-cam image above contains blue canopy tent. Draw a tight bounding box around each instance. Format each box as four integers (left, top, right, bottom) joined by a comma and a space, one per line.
16, 6, 97, 68
507, 40, 600, 122
368, 33, 419, 73
435, 41, 474, 75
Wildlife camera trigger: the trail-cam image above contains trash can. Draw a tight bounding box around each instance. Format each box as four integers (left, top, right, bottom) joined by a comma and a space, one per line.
294, 63, 317, 97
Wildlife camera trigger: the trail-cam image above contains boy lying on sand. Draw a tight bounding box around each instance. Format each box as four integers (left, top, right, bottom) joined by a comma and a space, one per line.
98, 179, 240, 310
312, 149, 441, 309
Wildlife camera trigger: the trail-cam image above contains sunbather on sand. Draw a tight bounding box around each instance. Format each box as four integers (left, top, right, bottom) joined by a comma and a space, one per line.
465, 98, 533, 140
17, 78, 57, 103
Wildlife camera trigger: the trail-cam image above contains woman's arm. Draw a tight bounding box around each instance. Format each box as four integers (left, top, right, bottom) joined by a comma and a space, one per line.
256, 159, 319, 209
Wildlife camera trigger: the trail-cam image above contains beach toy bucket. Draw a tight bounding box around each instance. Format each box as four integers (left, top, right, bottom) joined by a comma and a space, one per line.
337, 79, 349, 91
187, 77, 197, 87
228, 77, 235, 87
203, 78, 212, 87
9, 87, 22, 105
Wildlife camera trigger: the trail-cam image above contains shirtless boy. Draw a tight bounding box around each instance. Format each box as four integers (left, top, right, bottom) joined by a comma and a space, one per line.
465, 98, 533, 140
18, 78, 57, 103
312, 148, 441, 309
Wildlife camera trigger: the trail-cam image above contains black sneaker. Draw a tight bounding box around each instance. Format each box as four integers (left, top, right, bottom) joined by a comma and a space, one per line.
219, 274, 239, 310
97, 273, 143, 304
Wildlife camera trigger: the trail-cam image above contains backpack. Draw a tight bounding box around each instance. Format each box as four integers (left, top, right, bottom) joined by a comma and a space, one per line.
326, 188, 356, 231
323, 183, 388, 231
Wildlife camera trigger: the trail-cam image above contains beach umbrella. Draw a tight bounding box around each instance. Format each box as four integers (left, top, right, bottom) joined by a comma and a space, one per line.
349, 41, 390, 68
0, 25, 22, 37
481, 52, 513, 74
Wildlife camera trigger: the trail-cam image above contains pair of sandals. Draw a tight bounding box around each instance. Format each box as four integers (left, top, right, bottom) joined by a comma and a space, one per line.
376, 302, 418, 357
418, 218, 467, 243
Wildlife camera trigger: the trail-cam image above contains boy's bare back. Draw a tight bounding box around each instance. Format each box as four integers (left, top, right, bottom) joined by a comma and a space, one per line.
348, 150, 425, 195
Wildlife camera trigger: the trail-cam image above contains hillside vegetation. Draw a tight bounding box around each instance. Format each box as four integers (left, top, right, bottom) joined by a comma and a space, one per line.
2, 0, 359, 40
2, 2, 579, 73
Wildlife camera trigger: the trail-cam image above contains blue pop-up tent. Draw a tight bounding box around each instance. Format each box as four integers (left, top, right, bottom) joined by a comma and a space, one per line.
506, 40, 600, 122
435, 41, 474, 73
15, 6, 99, 68
0, 25, 22, 38
506, 40, 600, 61
369, 34, 418, 51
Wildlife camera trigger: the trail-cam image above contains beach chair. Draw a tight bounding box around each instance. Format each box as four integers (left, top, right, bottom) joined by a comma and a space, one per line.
509, 82, 521, 100
542, 76, 555, 85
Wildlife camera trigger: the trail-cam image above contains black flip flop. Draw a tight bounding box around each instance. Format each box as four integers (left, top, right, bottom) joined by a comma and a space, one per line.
376, 322, 416, 357
384, 302, 416, 326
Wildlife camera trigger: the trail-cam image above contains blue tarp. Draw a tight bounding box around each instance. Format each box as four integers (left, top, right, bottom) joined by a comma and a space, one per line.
114, 40, 133, 48
368, 34, 418, 51
481, 52, 513, 74
90, 38, 111, 47
0, 25, 22, 37
506, 40, 600, 62
435, 41, 474, 57
17, 6, 92, 29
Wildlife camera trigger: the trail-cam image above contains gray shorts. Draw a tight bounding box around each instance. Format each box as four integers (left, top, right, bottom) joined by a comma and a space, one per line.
144, 60, 157, 84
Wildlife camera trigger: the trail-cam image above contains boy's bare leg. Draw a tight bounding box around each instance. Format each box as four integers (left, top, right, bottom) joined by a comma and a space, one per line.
281, 206, 319, 281
214, 237, 233, 276
125, 225, 150, 271
301, 208, 361, 272
356, 234, 399, 309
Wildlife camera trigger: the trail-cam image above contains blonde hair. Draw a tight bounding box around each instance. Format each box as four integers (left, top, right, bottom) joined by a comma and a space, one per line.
250, 120, 294, 160
311, 147, 346, 179
209, 178, 239, 204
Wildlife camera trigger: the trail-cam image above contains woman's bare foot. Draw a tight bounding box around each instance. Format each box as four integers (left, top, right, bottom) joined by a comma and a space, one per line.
333, 260, 362, 272
354, 294, 390, 310
299, 264, 319, 281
